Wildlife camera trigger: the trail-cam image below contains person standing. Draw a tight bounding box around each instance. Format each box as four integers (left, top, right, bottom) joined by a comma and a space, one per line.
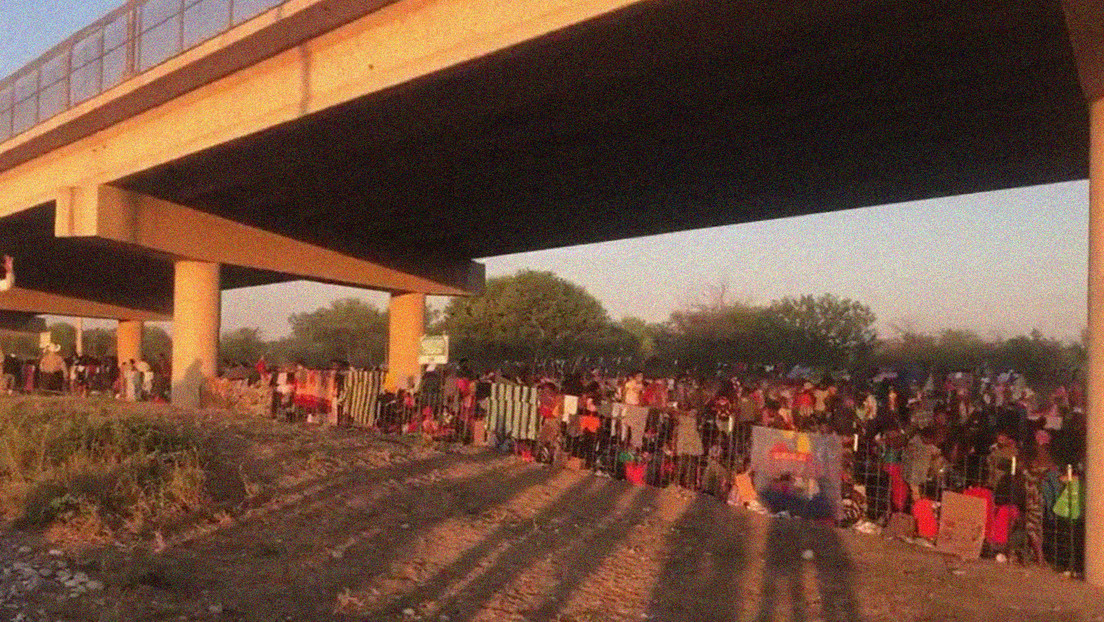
38, 344, 67, 393
135, 357, 152, 401
120, 359, 139, 401
622, 370, 644, 406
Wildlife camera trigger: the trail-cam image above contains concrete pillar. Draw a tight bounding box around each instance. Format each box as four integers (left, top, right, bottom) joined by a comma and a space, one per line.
1087, 96, 1104, 585
171, 260, 221, 408
117, 319, 143, 364
387, 292, 425, 391
75, 318, 83, 356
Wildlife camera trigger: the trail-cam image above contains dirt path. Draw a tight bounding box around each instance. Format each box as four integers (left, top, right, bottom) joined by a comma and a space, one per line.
3, 436, 1104, 622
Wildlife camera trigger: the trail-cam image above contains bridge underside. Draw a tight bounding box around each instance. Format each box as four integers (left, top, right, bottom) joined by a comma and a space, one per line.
0, 205, 291, 317
0, 0, 1093, 408
113, 0, 1087, 262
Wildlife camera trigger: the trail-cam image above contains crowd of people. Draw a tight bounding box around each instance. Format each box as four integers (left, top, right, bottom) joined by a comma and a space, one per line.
221, 358, 1085, 571
3, 332, 1086, 573
0, 344, 171, 401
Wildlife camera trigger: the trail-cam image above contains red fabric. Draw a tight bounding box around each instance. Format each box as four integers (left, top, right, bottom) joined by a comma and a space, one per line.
641, 383, 667, 407
624, 462, 646, 485
883, 463, 908, 512
294, 370, 322, 408
794, 392, 814, 408
963, 486, 994, 540
538, 393, 558, 419
988, 504, 1020, 546
421, 413, 439, 436
912, 499, 939, 539
579, 415, 600, 433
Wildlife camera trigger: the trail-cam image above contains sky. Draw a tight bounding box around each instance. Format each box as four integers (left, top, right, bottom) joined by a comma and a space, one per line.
1, 1, 1092, 343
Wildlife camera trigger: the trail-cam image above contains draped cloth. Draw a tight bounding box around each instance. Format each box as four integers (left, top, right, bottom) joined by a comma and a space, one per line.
883, 463, 908, 512
344, 370, 385, 427
486, 383, 539, 440
674, 412, 703, 456
613, 403, 651, 447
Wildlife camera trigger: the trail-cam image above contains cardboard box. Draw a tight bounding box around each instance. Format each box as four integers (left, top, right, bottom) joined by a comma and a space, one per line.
936, 491, 986, 559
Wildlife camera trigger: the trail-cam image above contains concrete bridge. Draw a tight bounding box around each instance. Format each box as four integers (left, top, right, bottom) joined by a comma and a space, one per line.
3, 0, 1104, 583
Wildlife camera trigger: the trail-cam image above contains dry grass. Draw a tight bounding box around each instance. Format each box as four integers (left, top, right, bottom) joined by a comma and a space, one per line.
0, 397, 209, 544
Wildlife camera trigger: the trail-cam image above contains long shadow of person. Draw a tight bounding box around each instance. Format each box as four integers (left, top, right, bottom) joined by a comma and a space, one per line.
754, 519, 865, 622
645, 493, 753, 622
754, 476, 864, 622
754, 517, 806, 622
807, 522, 864, 622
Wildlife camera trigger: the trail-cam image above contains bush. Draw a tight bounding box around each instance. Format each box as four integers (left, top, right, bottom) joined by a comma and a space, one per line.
0, 398, 208, 542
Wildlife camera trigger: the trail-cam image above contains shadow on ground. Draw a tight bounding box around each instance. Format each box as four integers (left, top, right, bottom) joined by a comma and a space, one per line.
751, 519, 864, 622
62, 447, 867, 622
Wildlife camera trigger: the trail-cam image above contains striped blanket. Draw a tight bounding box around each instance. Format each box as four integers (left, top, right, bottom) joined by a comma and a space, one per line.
485, 382, 539, 441
344, 370, 386, 427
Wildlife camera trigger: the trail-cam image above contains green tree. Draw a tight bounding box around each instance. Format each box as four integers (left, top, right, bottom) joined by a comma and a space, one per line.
48, 322, 76, 356
618, 316, 660, 359
440, 270, 614, 362
874, 328, 939, 368
765, 294, 877, 366
286, 298, 387, 367
81, 328, 116, 358
659, 301, 775, 369
992, 330, 1082, 392
935, 328, 989, 371
221, 327, 267, 365
142, 325, 172, 362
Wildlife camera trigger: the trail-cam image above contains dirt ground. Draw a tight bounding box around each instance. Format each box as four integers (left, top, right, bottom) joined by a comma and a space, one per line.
3, 426, 1104, 622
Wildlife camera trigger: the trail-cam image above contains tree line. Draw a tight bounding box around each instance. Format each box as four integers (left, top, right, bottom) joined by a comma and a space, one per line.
440, 271, 1082, 389
18, 270, 1083, 389
0, 323, 171, 361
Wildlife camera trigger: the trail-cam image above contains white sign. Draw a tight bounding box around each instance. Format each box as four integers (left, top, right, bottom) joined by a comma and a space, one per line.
419, 335, 449, 365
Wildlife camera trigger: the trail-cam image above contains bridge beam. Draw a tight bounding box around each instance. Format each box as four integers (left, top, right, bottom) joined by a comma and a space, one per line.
0, 311, 45, 333
55, 184, 482, 295
0, 0, 642, 218
0, 286, 168, 322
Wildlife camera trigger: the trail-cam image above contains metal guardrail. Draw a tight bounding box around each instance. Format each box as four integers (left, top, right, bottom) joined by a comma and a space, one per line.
0, 0, 288, 143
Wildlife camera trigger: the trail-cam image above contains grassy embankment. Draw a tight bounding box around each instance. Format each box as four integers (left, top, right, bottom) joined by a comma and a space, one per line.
0, 397, 207, 543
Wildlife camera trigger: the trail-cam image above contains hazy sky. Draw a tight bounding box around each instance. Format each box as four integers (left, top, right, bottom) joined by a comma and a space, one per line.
2, 1, 1091, 343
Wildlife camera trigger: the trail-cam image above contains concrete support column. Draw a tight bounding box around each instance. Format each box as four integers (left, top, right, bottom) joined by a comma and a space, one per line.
1087, 96, 1104, 586
171, 261, 221, 408
117, 319, 143, 364
387, 292, 425, 391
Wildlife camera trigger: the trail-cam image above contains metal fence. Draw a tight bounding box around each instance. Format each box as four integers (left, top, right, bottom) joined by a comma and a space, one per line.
226, 372, 1087, 574
0, 0, 288, 142
333, 384, 1086, 574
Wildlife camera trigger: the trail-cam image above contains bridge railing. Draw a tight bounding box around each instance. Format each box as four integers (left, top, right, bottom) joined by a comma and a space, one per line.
0, 0, 287, 144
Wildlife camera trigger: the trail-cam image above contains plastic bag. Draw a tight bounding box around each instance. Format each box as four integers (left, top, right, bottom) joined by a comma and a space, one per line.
1053, 477, 1082, 520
